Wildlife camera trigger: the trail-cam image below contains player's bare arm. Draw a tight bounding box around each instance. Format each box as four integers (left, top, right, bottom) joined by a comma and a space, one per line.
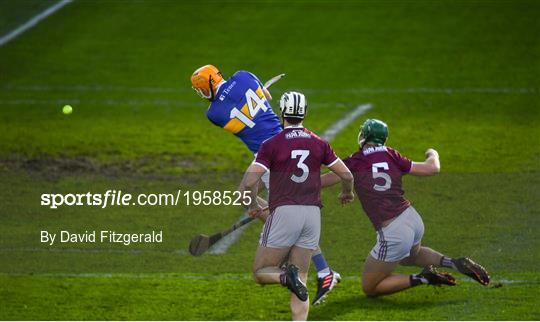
320, 171, 341, 188
242, 163, 266, 217
327, 159, 354, 204
410, 148, 441, 176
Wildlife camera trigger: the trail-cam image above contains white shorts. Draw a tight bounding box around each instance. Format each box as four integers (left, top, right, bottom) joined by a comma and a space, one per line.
261, 170, 270, 190
370, 206, 425, 262
259, 205, 320, 250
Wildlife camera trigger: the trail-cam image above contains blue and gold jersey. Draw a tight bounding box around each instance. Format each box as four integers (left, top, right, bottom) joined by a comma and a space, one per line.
206, 71, 282, 154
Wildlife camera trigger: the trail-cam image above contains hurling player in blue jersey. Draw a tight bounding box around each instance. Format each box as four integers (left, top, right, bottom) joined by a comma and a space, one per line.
191, 65, 341, 305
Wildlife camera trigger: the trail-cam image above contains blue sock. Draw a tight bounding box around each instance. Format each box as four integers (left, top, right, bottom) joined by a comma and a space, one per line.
312, 253, 330, 275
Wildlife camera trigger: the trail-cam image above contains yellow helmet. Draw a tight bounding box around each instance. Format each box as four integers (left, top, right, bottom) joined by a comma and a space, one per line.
190, 64, 223, 100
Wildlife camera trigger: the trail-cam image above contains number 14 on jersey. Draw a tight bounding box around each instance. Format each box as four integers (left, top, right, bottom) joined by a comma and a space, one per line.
230, 88, 268, 128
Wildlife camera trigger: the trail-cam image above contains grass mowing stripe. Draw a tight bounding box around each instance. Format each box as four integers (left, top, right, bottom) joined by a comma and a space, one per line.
0, 247, 187, 255
3, 84, 538, 94
208, 103, 373, 254
0, 0, 72, 47
0, 98, 352, 109
0, 272, 534, 285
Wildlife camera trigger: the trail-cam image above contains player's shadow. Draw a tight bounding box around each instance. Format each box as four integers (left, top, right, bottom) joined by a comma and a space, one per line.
309, 294, 466, 320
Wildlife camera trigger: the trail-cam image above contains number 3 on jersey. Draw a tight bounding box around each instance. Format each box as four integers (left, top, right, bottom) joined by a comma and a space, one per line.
229, 88, 268, 128
291, 150, 310, 183
372, 162, 392, 191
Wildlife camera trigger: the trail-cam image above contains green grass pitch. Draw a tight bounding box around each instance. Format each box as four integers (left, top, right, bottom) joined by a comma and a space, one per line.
0, 0, 539, 320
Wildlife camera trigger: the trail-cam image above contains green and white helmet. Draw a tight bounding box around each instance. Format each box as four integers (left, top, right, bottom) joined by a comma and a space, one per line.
358, 119, 388, 147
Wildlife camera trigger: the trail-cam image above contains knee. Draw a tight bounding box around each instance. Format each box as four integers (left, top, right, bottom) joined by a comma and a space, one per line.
399, 256, 415, 266
252, 273, 263, 284
362, 284, 380, 297
361, 278, 381, 297
252, 267, 264, 284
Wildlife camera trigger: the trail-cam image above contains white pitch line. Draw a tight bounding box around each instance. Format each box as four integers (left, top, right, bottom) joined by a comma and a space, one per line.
208, 213, 252, 254
2, 84, 537, 94
209, 103, 373, 254
321, 103, 372, 141
0, 98, 346, 109
0, 0, 73, 47
0, 272, 533, 285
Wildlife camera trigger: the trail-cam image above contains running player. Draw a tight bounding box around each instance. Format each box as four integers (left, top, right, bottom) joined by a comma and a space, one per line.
190, 65, 341, 303
243, 91, 354, 320
321, 119, 490, 297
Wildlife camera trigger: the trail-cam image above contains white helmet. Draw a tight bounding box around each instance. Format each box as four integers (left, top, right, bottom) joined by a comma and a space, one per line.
279, 91, 307, 119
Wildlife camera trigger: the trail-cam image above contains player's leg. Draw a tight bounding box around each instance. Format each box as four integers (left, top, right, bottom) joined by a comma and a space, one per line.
252, 206, 294, 283
400, 243, 445, 267
362, 207, 456, 296
312, 247, 341, 305
253, 205, 309, 301
400, 246, 489, 285
249, 170, 339, 296
286, 205, 321, 320
362, 254, 456, 296
362, 255, 405, 296
252, 166, 339, 292
398, 207, 490, 285
254, 201, 334, 281
252, 245, 290, 284
288, 245, 312, 321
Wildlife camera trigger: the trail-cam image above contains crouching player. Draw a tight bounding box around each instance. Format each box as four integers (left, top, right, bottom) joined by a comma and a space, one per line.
190, 65, 342, 303
322, 119, 490, 297
243, 92, 354, 320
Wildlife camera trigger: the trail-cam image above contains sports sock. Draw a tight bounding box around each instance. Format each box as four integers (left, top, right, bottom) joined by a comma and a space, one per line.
440, 256, 457, 269
279, 271, 287, 286
312, 253, 331, 277
410, 274, 429, 286
317, 268, 331, 278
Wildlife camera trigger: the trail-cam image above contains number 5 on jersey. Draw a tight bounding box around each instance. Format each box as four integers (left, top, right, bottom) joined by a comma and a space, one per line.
229, 88, 268, 128
372, 162, 392, 191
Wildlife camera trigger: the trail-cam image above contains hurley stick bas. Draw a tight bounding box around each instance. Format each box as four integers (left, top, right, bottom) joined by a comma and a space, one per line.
189, 207, 269, 256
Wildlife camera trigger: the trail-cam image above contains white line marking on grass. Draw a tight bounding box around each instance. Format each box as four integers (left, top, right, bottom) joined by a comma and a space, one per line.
0, 0, 73, 47
0, 272, 534, 285
0, 98, 204, 108
208, 214, 252, 254
320, 103, 372, 141
208, 103, 373, 255
0, 98, 342, 109
2, 84, 537, 95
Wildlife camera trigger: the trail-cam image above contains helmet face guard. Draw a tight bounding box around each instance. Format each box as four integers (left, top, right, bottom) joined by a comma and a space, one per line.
192, 86, 211, 99
190, 65, 223, 101
280, 91, 307, 119
191, 76, 215, 100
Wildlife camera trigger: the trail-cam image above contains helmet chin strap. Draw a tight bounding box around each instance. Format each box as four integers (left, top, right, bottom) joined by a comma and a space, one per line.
358, 131, 366, 148
208, 76, 215, 101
